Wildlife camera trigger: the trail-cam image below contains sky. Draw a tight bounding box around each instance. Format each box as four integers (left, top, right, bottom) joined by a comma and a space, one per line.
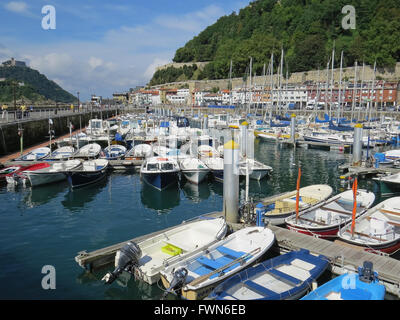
0, 0, 248, 101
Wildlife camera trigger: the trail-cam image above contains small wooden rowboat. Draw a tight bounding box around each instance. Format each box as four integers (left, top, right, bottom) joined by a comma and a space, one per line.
285, 189, 375, 238
337, 197, 400, 255
261, 184, 333, 225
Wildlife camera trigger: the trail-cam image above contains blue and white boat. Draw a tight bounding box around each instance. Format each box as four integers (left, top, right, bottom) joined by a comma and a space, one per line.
301, 261, 385, 300
100, 145, 127, 160
207, 249, 329, 300
67, 159, 108, 189
45, 146, 75, 160
160, 226, 276, 300
15, 147, 51, 161
140, 157, 180, 191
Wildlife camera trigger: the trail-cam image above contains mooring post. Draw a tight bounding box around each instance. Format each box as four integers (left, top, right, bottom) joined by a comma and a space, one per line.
290, 113, 297, 146
223, 137, 240, 224
352, 123, 363, 166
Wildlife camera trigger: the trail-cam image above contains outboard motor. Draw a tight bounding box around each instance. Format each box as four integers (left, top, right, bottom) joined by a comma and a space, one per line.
102, 241, 142, 284
359, 261, 375, 283
162, 267, 188, 299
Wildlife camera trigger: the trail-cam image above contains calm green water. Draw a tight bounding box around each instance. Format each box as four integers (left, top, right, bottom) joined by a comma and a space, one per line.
0, 141, 395, 300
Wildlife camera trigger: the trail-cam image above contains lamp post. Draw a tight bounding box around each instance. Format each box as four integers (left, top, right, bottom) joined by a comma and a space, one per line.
77, 91, 80, 111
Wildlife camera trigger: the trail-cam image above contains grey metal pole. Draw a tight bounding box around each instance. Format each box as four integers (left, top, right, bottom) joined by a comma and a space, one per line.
223, 138, 240, 224
352, 123, 363, 166
290, 113, 297, 145
239, 120, 249, 158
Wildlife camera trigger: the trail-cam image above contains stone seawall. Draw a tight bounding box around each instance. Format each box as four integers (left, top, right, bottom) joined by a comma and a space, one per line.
0, 110, 119, 155
150, 62, 400, 92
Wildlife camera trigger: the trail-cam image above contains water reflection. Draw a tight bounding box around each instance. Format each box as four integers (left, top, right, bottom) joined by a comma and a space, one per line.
140, 181, 180, 213
62, 177, 109, 212
22, 182, 69, 208
181, 180, 211, 203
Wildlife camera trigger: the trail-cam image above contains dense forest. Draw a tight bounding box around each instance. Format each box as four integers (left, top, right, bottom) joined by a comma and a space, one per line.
0, 66, 77, 103
149, 0, 400, 85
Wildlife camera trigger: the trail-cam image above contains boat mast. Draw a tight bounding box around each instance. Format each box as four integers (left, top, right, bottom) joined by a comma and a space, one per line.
351, 61, 358, 122
330, 41, 335, 119
359, 61, 365, 121
338, 50, 344, 120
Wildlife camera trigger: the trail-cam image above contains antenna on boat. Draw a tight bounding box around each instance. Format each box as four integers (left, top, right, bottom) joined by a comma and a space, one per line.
295, 167, 302, 224
351, 177, 358, 238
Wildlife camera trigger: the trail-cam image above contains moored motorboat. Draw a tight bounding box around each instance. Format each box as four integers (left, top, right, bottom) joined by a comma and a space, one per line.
140, 157, 180, 191
337, 197, 400, 255
45, 146, 75, 160
239, 159, 273, 181
373, 172, 400, 195
101, 217, 228, 285
66, 159, 108, 188
6, 162, 50, 185
14, 147, 51, 161
160, 226, 275, 300
285, 189, 375, 238
203, 157, 224, 182
260, 184, 333, 225
24, 160, 82, 187
207, 249, 329, 300
100, 144, 127, 160
301, 261, 385, 300
179, 157, 209, 184
71, 143, 101, 159
125, 144, 153, 160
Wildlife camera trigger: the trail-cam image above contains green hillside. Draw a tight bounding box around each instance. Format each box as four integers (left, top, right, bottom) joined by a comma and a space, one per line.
0, 65, 77, 103
150, 0, 400, 85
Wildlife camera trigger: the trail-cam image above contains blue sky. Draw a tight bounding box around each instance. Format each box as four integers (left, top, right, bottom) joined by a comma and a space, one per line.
0, 0, 248, 101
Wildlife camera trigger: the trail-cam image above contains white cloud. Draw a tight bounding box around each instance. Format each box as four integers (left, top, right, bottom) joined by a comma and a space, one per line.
5, 1, 28, 13
0, 3, 241, 100
144, 58, 171, 79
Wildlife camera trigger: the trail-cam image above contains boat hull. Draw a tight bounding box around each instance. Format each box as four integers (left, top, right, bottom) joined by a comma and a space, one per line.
182, 170, 209, 184
286, 224, 340, 238
26, 172, 67, 187
141, 171, 179, 191
67, 170, 107, 188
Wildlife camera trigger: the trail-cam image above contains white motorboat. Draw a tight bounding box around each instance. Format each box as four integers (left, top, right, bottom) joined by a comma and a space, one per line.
15, 147, 51, 161
239, 159, 273, 180
125, 144, 153, 159
179, 157, 209, 184
66, 159, 109, 188
71, 143, 101, 159
101, 216, 228, 285
46, 146, 75, 160
24, 160, 82, 187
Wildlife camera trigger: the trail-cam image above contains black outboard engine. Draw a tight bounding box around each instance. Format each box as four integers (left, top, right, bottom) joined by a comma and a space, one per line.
102, 241, 142, 284
359, 261, 375, 283
162, 267, 188, 299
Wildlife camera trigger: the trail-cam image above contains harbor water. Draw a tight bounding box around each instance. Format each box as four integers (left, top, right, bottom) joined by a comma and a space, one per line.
0, 140, 396, 300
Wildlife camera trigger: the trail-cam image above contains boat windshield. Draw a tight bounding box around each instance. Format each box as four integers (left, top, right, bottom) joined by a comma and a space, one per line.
147, 163, 159, 171
161, 163, 174, 171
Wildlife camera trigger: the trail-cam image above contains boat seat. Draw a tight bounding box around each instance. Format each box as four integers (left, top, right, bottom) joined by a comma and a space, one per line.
216, 246, 245, 259
244, 280, 277, 297
197, 256, 224, 270
268, 268, 302, 285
